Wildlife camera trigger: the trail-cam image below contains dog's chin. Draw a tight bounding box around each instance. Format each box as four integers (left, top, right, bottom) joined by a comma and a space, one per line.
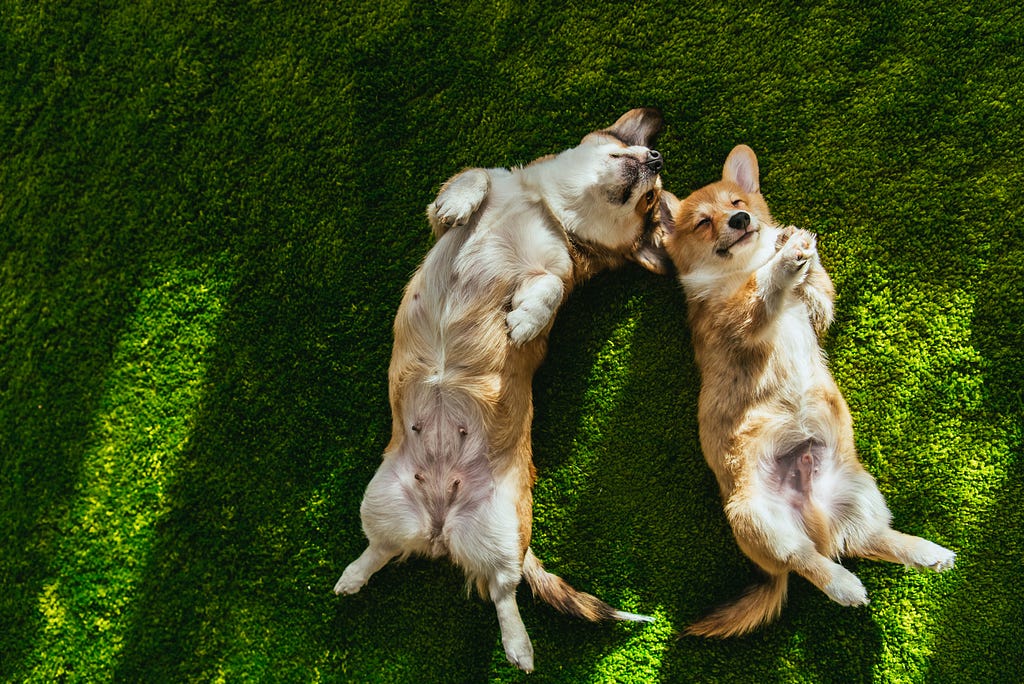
715, 230, 758, 257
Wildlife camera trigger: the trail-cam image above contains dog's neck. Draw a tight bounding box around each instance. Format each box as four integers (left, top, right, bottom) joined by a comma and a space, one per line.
530, 195, 624, 286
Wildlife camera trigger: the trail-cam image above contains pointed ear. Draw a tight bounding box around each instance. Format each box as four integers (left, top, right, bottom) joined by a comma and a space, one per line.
602, 108, 665, 148
630, 190, 680, 276
722, 144, 760, 194
632, 242, 673, 275
658, 191, 679, 235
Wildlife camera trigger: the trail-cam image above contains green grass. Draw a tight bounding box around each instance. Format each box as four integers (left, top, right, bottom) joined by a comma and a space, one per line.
2, 1, 1021, 682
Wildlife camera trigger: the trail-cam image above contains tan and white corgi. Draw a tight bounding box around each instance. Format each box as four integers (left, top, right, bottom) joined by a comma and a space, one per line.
660, 144, 955, 638
335, 109, 669, 671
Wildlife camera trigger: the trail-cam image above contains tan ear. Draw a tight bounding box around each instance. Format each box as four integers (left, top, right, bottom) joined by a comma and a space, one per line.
632, 243, 673, 275
658, 191, 679, 235
722, 144, 760, 194
602, 108, 665, 148
630, 190, 679, 276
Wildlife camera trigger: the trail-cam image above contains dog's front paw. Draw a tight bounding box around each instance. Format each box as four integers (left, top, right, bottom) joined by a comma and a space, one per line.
779, 229, 817, 275
506, 307, 545, 346
430, 169, 489, 228
431, 194, 477, 228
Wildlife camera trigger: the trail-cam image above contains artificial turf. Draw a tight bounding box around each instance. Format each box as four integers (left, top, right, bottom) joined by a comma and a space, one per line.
1, 1, 1021, 682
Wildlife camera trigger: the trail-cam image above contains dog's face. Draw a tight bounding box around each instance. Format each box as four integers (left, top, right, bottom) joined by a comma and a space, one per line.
663, 145, 777, 277
540, 108, 670, 273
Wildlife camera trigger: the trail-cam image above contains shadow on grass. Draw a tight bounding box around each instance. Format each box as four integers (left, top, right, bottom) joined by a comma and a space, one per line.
0, 252, 151, 676
922, 247, 1024, 684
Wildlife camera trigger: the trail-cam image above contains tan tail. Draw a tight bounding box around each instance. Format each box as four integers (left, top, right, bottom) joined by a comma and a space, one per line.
686, 572, 789, 638
521, 548, 652, 623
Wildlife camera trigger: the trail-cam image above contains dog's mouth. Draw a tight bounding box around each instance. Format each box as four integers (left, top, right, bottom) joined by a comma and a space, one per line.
612, 152, 663, 205
715, 229, 757, 257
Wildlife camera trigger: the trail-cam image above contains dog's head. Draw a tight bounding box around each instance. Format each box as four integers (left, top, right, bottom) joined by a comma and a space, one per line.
661, 144, 777, 278
538, 108, 670, 274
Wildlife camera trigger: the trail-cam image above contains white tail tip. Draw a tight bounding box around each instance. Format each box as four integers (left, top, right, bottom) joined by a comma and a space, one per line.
614, 610, 655, 623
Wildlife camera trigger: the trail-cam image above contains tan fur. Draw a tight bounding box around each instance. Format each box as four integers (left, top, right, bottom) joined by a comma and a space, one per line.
336, 109, 668, 671
662, 145, 955, 638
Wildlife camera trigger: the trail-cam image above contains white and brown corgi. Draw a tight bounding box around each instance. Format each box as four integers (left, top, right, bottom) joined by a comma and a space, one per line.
660, 144, 955, 638
335, 109, 669, 671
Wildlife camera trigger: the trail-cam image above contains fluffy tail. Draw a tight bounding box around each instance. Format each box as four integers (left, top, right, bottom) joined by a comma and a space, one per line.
685, 572, 789, 638
521, 547, 652, 623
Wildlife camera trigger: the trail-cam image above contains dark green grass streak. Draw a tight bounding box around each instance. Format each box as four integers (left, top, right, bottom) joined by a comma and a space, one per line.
1, 1, 1021, 682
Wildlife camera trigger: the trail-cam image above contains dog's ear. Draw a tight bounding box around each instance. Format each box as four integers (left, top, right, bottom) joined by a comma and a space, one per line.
632, 241, 673, 276
722, 144, 760, 194
630, 190, 679, 276
658, 191, 679, 236
603, 108, 665, 148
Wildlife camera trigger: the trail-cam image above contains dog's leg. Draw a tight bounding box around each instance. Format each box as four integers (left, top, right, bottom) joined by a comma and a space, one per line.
489, 571, 534, 672
334, 542, 399, 595
427, 168, 490, 238
762, 229, 815, 298
796, 554, 870, 606
795, 255, 835, 336
726, 494, 868, 608
728, 230, 817, 336
853, 528, 956, 572
506, 272, 564, 345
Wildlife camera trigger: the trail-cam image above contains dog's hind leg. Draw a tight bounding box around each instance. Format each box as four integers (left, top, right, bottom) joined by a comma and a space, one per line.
726, 493, 868, 609
334, 542, 399, 595
853, 528, 956, 572
824, 463, 955, 572
489, 569, 534, 673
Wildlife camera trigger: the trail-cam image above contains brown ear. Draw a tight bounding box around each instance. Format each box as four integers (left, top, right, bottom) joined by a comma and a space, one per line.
632, 242, 673, 276
630, 190, 679, 276
602, 108, 665, 148
658, 191, 679, 236
722, 144, 760, 194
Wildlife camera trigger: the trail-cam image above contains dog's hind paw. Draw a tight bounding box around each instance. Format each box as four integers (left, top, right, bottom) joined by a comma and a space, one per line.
823, 568, 869, 607
502, 634, 535, 673
918, 541, 956, 572
333, 568, 366, 596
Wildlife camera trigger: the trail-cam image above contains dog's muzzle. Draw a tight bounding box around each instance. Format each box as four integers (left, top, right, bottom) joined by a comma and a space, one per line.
646, 150, 663, 174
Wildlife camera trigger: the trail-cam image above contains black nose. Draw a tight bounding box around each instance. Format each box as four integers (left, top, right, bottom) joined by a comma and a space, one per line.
646, 149, 663, 173
728, 211, 750, 231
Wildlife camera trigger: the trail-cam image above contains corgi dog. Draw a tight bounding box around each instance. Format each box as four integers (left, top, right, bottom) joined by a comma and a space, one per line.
335, 109, 669, 671
660, 144, 955, 638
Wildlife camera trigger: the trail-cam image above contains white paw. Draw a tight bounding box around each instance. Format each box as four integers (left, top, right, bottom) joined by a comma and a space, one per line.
502, 633, 535, 673
823, 568, 869, 607
431, 191, 479, 227
506, 307, 544, 345
780, 229, 817, 274
918, 542, 956, 572
432, 170, 488, 228
333, 567, 366, 596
